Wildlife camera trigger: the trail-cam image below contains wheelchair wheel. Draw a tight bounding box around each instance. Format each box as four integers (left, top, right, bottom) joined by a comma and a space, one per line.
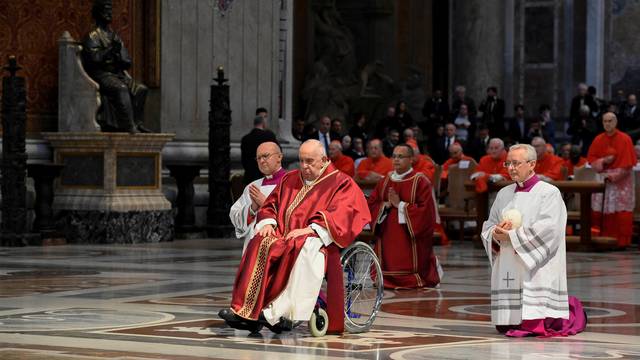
341, 241, 384, 333
309, 308, 328, 337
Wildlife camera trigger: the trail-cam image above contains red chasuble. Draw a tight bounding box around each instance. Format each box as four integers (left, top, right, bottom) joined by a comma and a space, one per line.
332, 153, 355, 177
230, 163, 370, 331
368, 170, 440, 289
534, 153, 565, 180
474, 152, 509, 193
414, 155, 436, 183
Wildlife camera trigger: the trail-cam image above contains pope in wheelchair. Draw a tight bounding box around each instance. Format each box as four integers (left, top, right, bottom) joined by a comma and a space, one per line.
219, 140, 381, 335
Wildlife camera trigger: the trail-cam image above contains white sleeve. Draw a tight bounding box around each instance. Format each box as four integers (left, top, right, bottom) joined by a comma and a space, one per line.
310, 223, 333, 246
398, 201, 407, 224
480, 190, 505, 266
229, 185, 253, 239
255, 218, 277, 232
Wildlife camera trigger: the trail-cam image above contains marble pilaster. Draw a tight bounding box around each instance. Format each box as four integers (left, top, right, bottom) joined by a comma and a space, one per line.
450, 0, 505, 105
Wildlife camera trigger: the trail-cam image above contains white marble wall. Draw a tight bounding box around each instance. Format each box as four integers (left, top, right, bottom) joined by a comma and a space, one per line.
160, 0, 282, 142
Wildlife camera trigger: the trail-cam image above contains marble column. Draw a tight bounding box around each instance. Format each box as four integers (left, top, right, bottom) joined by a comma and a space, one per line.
586, 0, 605, 96
450, 0, 505, 104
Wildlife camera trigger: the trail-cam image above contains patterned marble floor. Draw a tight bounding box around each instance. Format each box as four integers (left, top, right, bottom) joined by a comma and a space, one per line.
0, 238, 639, 359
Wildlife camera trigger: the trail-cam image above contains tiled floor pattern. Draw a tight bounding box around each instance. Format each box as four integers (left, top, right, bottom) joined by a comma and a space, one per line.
1, 239, 639, 359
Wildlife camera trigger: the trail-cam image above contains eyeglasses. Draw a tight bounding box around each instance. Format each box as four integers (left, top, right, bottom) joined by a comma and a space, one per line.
503, 160, 531, 168
391, 154, 411, 159
256, 153, 279, 161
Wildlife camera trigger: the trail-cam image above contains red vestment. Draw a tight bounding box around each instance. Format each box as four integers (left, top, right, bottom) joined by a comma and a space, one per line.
441, 154, 474, 179
473, 152, 509, 193
368, 170, 440, 289
563, 157, 587, 176
230, 164, 370, 332
587, 130, 637, 247
534, 153, 565, 180
414, 155, 436, 183
332, 153, 355, 177
357, 156, 393, 179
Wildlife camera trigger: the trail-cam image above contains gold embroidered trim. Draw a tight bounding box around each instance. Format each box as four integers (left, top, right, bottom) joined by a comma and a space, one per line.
236, 235, 279, 319
371, 176, 390, 235
285, 166, 338, 234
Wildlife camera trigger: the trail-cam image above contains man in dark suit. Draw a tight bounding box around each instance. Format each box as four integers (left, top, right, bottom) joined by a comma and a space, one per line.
240, 109, 278, 185
620, 94, 640, 141
569, 83, 598, 126
468, 125, 491, 161
422, 89, 450, 136
507, 104, 528, 145
433, 123, 459, 164
304, 115, 340, 154
451, 85, 477, 118
478, 86, 506, 137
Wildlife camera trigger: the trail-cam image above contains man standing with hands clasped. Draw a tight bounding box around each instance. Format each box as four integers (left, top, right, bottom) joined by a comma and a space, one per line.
481, 144, 587, 337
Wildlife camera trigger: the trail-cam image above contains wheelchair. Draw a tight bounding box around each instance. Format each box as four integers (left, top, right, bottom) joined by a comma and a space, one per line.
308, 240, 384, 337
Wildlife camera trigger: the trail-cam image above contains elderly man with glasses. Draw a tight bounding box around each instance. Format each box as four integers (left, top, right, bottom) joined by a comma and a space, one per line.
220, 140, 370, 334
229, 142, 286, 253
480, 144, 586, 337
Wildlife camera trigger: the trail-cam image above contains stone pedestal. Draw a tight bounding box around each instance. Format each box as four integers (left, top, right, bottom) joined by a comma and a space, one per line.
42, 132, 175, 244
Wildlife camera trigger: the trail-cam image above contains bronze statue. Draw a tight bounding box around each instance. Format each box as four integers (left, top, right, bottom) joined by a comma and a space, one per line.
82, 0, 150, 133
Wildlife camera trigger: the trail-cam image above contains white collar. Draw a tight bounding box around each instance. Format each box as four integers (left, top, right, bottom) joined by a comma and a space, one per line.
391, 167, 413, 181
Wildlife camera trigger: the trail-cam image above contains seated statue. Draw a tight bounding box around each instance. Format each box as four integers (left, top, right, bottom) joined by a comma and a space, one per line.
81, 0, 150, 133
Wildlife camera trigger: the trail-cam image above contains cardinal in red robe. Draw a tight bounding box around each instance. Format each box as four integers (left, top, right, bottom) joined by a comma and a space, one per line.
328, 140, 355, 177
219, 140, 371, 333
471, 139, 509, 193
531, 137, 565, 181
441, 143, 474, 180
356, 139, 393, 187
587, 112, 637, 248
368, 144, 441, 289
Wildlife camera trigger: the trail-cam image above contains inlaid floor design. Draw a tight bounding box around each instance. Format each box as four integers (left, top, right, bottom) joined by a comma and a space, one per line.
1, 239, 639, 359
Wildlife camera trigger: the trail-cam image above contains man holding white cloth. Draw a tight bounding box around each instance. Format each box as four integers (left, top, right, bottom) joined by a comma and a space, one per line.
481, 144, 586, 337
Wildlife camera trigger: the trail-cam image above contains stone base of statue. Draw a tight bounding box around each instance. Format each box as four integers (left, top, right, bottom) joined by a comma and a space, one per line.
42, 132, 175, 244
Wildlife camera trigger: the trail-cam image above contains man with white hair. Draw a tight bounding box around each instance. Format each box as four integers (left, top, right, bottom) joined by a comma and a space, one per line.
470, 138, 509, 193
229, 142, 285, 253
531, 137, 565, 181
219, 140, 370, 334
328, 140, 355, 177
481, 144, 586, 337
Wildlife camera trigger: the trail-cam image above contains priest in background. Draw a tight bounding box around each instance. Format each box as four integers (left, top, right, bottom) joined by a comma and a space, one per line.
559, 143, 587, 177
531, 137, 565, 181
470, 138, 509, 193
219, 140, 370, 334
410, 144, 436, 183
328, 140, 355, 177
229, 142, 286, 253
441, 143, 474, 180
355, 139, 393, 187
411, 144, 449, 245
481, 144, 586, 337
368, 144, 441, 289
587, 112, 637, 248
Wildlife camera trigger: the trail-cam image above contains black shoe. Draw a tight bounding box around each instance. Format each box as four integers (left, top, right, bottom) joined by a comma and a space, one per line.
218, 309, 262, 333
258, 313, 293, 334
128, 126, 139, 134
